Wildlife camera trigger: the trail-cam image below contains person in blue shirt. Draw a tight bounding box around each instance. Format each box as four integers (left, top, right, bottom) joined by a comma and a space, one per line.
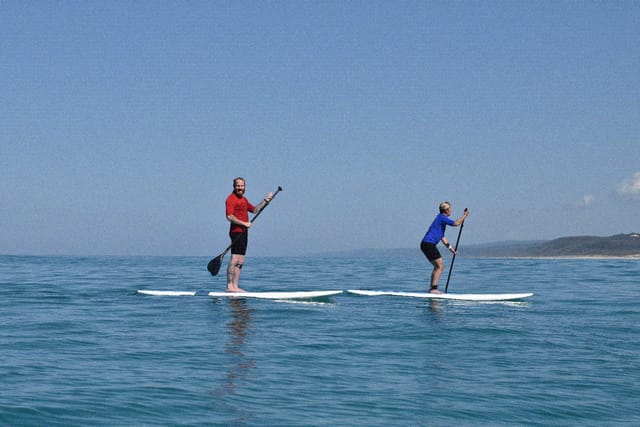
420, 202, 469, 293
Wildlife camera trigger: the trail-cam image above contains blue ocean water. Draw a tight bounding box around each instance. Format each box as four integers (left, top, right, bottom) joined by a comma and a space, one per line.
1, 254, 639, 426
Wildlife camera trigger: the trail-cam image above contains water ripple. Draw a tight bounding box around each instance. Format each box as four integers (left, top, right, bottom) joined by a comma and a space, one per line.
1, 255, 639, 425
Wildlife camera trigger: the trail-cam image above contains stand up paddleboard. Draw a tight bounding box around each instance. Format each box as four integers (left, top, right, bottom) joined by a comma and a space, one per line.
138, 290, 342, 300
347, 289, 533, 301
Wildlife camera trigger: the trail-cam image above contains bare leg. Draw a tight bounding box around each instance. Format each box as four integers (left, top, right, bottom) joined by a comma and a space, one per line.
226, 254, 246, 292
429, 258, 444, 294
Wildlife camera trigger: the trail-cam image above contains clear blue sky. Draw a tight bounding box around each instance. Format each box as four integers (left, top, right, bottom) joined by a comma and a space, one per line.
1, 1, 639, 256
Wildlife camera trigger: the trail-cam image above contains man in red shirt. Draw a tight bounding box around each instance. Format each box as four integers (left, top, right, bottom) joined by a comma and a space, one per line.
225, 177, 273, 292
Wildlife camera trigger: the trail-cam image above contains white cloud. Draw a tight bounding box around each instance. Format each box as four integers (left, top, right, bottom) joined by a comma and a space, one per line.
616, 172, 640, 198
582, 194, 595, 206
568, 194, 595, 209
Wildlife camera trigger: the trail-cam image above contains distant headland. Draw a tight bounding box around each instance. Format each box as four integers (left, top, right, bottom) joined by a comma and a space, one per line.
321, 233, 640, 259
461, 233, 640, 258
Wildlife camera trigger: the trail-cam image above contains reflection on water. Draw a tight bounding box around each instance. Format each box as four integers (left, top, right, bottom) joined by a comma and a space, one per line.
423, 299, 445, 324
216, 299, 255, 397
428, 299, 441, 312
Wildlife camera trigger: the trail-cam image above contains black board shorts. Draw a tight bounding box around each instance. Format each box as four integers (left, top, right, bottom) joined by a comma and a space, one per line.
420, 241, 441, 262
230, 232, 248, 255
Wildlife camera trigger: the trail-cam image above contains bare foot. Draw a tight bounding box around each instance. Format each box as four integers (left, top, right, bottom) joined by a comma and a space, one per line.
226, 287, 247, 293
429, 288, 443, 294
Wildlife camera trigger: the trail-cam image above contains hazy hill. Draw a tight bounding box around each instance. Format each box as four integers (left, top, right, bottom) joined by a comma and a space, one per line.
319, 234, 640, 258
462, 233, 640, 257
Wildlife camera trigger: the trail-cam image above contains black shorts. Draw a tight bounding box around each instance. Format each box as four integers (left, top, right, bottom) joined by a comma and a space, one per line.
230, 232, 248, 255
420, 241, 441, 262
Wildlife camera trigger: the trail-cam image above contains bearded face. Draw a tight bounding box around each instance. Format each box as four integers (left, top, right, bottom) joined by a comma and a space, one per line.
233, 179, 246, 197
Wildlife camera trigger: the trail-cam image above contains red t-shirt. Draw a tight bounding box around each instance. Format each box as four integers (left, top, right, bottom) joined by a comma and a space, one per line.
226, 193, 255, 233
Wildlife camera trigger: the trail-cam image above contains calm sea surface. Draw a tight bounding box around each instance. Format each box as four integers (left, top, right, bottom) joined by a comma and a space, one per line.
1, 255, 639, 426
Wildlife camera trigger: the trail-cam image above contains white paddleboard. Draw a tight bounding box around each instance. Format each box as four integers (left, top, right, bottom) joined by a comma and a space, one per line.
347, 289, 533, 301
138, 290, 342, 299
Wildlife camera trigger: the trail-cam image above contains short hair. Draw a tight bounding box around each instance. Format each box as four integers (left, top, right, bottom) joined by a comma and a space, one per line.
233, 177, 245, 187
439, 201, 451, 213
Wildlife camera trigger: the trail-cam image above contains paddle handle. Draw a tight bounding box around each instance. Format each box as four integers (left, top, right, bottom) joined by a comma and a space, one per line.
246, 186, 282, 225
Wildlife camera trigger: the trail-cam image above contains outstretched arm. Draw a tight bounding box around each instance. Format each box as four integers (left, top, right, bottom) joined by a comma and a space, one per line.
452, 208, 469, 227
253, 192, 274, 215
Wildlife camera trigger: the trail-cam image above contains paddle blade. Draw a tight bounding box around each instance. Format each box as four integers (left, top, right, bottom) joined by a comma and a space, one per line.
207, 255, 223, 276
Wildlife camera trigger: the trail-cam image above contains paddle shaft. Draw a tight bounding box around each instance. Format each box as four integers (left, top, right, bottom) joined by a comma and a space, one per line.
444, 217, 465, 293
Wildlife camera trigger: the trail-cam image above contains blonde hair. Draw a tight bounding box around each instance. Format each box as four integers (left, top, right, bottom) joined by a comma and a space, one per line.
439, 201, 451, 213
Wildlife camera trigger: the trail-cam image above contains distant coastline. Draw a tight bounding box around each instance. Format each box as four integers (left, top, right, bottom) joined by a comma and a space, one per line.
462, 233, 640, 258
321, 233, 640, 259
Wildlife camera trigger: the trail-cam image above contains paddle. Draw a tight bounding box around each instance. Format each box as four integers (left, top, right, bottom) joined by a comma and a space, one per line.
444, 208, 467, 293
207, 186, 282, 276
